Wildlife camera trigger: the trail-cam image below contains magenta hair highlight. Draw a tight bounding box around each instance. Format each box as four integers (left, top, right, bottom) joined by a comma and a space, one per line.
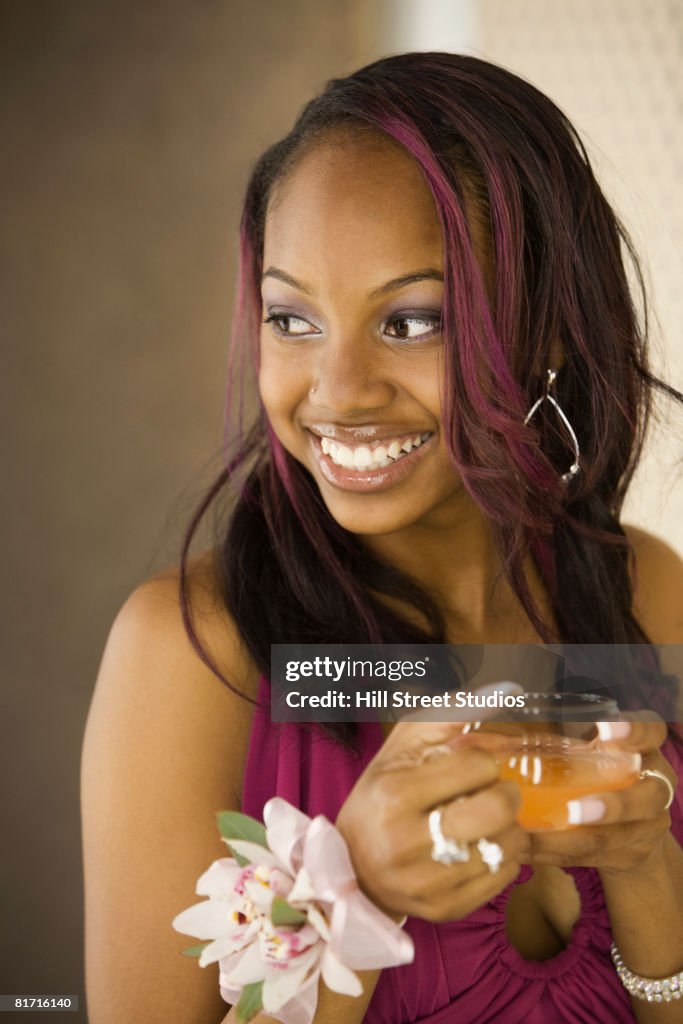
371, 111, 558, 513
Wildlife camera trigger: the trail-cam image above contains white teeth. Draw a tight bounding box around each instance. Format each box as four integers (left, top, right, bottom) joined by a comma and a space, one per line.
337, 445, 353, 468
353, 446, 372, 469
318, 432, 431, 469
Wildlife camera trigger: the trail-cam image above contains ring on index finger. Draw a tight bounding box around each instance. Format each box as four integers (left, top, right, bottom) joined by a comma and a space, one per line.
428, 807, 470, 865
639, 768, 676, 811
419, 744, 454, 765
476, 837, 504, 874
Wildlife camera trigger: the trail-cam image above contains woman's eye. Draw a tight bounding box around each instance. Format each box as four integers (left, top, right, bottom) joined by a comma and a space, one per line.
262, 313, 317, 337
384, 315, 442, 341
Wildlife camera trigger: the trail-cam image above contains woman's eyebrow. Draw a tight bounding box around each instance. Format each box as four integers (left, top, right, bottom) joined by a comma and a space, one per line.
261, 266, 444, 297
262, 267, 314, 293
368, 269, 444, 299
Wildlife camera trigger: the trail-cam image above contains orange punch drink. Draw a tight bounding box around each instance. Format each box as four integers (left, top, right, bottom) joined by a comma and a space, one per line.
457, 693, 641, 832
496, 738, 640, 831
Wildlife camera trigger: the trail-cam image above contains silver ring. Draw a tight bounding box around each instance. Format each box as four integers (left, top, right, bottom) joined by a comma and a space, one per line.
476, 837, 504, 874
639, 769, 675, 811
428, 807, 470, 865
418, 744, 454, 765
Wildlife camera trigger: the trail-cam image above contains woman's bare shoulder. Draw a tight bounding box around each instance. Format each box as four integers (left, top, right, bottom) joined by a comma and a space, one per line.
624, 524, 683, 643
86, 548, 261, 807
82, 551, 260, 1023
100, 551, 257, 718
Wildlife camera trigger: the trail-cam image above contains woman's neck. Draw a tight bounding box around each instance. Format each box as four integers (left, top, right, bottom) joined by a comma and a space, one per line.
361, 502, 550, 642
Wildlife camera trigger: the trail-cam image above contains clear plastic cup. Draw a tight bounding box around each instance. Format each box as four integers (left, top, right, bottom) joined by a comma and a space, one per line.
456, 692, 641, 831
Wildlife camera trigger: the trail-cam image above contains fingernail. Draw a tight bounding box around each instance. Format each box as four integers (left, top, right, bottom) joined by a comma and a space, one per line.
567, 797, 606, 825
596, 721, 631, 741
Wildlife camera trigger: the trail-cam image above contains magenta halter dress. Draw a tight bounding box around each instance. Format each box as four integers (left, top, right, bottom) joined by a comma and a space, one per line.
241, 677, 683, 1024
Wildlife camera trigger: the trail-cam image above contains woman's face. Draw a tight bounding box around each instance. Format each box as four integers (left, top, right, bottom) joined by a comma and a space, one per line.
259, 133, 475, 537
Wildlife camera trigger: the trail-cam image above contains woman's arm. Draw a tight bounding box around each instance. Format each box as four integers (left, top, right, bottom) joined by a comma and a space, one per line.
601, 829, 683, 1023
528, 527, 683, 1023
219, 972, 384, 1024
605, 527, 683, 1022
527, 718, 682, 1022
81, 559, 259, 1024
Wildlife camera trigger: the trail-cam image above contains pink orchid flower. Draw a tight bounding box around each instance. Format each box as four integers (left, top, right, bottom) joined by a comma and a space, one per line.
173, 797, 413, 1024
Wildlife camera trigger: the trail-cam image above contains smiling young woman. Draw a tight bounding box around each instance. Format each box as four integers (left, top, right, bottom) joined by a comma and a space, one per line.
82, 53, 683, 1024
258, 132, 462, 539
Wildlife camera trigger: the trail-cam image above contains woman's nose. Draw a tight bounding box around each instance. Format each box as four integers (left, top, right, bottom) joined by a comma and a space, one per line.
308, 336, 395, 415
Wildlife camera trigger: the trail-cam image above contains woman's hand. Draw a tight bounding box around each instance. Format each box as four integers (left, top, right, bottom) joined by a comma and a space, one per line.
335, 718, 528, 923
526, 719, 678, 877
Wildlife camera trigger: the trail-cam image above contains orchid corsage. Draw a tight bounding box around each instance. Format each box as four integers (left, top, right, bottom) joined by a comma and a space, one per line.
173, 797, 414, 1024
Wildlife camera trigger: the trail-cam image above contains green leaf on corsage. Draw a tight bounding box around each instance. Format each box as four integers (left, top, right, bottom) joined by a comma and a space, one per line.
235, 980, 264, 1024
216, 810, 268, 850
271, 895, 308, 927
181, 942, 210, 957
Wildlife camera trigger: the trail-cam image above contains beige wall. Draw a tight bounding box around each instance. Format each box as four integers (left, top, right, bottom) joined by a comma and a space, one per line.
0, 1, 373, 1016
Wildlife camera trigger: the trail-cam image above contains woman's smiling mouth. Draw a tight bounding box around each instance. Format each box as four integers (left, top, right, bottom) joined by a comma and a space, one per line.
307, 427, 436, 492
321, 431, 432, 469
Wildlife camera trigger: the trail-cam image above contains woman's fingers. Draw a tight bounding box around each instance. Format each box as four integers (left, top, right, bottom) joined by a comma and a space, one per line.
436, 781, 522, 842
338, 685, 529, 921
379, 718, 471, 758
597, 714, 667, 753
400, 820, 526, 920
379, 746, 501, 812
527, 818, 662, 869
381, 682, 524, 756
560, 752, 677, 827
437, 857, 520, 919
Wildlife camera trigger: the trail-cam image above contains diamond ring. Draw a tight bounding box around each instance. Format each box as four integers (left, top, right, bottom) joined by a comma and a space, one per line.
476, 837, 504, 874
428, 807, 470, 865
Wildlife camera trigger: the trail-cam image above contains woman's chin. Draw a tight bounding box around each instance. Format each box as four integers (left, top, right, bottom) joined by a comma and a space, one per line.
315, 486, 460, 538
314, 493, 412, 536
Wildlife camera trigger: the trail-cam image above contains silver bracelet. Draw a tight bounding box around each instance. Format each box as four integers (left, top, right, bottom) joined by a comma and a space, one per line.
611, 943, 683, 1002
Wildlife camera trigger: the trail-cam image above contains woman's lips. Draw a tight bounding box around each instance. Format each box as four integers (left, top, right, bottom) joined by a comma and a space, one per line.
308, 431, 435, 493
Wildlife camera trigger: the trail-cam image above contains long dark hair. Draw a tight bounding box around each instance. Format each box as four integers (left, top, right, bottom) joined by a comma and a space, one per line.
178, 53, 682, 742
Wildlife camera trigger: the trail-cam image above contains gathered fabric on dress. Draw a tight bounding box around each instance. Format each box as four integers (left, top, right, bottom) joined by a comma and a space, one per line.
241, 677, 683, 1024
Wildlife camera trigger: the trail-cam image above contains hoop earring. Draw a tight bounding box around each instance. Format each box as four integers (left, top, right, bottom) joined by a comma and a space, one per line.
524, 368, 580, 483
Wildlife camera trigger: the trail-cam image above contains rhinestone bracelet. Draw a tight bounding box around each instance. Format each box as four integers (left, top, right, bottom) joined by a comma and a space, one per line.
611, 943, 683, 1003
